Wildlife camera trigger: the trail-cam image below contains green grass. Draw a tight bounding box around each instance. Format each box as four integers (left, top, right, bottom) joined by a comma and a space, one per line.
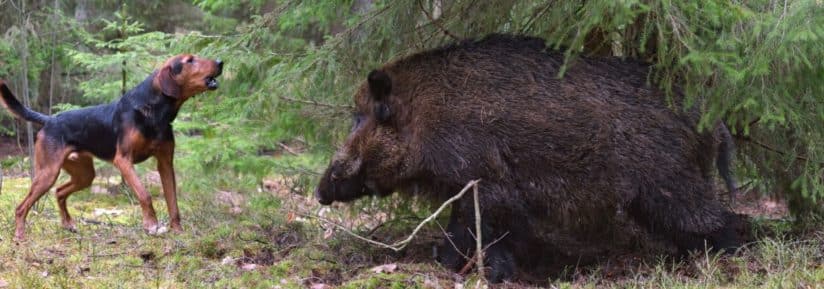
1, 169, 822, 288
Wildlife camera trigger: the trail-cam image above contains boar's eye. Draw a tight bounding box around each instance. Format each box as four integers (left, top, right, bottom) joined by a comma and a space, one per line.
375, 103, 391, 122
352, 112, 366, 131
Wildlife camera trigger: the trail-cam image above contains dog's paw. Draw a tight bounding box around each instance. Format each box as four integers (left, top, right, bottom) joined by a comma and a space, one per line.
14, 229, 27, 243
62, 221, 78, 233
145, 224, 169, 236
13, 235, 26, 244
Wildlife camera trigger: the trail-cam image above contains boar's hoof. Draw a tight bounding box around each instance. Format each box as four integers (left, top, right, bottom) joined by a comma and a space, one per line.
485, 245, 515, 283
676, 212, 743, 256
434, 240, 515, 283
434, 242, 466, 271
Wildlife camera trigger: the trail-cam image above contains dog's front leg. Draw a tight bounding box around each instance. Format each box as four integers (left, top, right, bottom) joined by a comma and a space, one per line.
155, 141, 182, 232
114, 153, 164, 235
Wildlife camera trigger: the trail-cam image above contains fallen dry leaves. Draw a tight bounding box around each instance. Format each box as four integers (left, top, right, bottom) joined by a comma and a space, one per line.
240, 263, 258, 271
215, 190, 246, 215
309, 283, 333, 289
323, 227, 335, 239
370, 263, 399, 274
286, 211, 296, 223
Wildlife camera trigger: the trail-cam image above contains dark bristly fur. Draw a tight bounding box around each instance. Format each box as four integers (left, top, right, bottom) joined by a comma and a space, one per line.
315, 34, 742, 282
1, 54, 223, 241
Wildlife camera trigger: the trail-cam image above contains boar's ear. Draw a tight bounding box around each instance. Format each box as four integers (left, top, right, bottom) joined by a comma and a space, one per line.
368, 70, 392, 122
368, 70, 391, 101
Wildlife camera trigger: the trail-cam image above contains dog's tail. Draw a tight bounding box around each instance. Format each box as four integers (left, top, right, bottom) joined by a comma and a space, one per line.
0, 80, 51, 125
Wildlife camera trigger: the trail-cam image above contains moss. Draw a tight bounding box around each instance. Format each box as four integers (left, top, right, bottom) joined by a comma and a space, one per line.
341, 273, 422, 289
2, 174, 822, 288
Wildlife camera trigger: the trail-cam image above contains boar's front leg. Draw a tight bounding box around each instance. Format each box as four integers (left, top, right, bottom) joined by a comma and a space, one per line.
435, 202, 515, 283
435, 206, 473, 271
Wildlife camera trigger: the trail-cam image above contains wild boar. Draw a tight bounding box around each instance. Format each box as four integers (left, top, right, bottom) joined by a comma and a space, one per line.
315, 34, 740, 282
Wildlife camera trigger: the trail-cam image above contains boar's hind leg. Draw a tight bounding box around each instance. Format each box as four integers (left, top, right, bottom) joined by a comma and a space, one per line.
435, 203, 515, 283
702, 210, 743, 253
627, 182, 741, 255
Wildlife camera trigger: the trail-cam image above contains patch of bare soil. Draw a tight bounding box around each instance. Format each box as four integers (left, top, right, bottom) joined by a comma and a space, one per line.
260, 175, 794, 288
732, 189, 789, 220
0, 136, 25, 159
503, 192, 793, 287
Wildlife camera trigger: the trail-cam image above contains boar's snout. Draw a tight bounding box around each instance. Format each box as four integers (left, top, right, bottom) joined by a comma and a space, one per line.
314, 185, 334, 205
315, 161, 368, 205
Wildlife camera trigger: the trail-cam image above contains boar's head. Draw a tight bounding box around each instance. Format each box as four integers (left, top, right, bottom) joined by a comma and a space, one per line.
315, 69, 412, 205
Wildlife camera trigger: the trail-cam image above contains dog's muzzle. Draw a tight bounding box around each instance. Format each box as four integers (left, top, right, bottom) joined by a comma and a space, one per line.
206, 59, 224, 90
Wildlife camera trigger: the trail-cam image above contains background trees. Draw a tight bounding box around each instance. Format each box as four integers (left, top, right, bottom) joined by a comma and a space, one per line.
1, 0, 821, 219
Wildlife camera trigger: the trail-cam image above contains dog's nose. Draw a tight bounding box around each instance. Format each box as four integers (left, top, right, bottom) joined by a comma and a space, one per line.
214, 59, 224, 77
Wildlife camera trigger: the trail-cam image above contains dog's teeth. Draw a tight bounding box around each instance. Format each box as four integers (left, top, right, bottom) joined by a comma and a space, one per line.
207, 78, 219, 89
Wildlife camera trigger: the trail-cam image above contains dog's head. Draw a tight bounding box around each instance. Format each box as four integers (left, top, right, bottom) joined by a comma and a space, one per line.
153, 54, 223, 100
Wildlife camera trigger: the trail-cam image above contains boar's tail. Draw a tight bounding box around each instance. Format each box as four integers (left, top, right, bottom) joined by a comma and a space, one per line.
716, 123, 739, 204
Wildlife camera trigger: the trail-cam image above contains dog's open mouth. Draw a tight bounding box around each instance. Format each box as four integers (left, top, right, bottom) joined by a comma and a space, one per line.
206, 60, 223, 90
206, 77, 219, 90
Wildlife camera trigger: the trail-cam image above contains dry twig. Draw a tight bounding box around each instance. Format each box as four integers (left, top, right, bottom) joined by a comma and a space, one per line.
739, 136, 821, 164
305, 179, 480, 252
417, 0, 461, 40
277, 142, 300, 156
278, 96, 354, 109
473, 181, 484, 280
457, 231, 510, 275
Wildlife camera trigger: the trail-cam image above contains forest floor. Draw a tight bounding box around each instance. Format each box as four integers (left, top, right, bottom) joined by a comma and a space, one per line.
0, 145, 822, 288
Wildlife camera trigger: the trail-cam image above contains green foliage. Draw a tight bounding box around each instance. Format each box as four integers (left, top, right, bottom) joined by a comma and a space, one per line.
67, 9, 172, 103
2, 1, 824, 286
1, 175, 822, 287
0, 1, 72, 132
1, 0, 821, 219
668, 0, 824, 211
193, 0, 269, 14
192, 0, 823, 217
0, 41, 16, 77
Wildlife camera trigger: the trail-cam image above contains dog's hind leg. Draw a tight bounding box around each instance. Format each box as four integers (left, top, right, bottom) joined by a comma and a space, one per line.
56, 154, 95, 232
15, 132, 71, 241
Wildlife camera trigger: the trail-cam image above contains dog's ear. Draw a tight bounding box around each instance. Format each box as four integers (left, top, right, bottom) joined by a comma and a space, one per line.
156, 66, 181, 98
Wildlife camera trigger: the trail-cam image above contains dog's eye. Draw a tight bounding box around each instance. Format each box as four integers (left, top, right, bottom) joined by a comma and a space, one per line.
186, 58, 194, 63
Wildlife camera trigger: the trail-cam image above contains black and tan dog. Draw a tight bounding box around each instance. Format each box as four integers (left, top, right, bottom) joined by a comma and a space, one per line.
1, 54, 223, 241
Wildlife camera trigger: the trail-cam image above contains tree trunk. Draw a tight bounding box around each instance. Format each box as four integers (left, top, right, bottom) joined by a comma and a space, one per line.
75, 0, 88, 22
48, 0, 59, 115
19, 1, 35, 182
120, 2, 127, 96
